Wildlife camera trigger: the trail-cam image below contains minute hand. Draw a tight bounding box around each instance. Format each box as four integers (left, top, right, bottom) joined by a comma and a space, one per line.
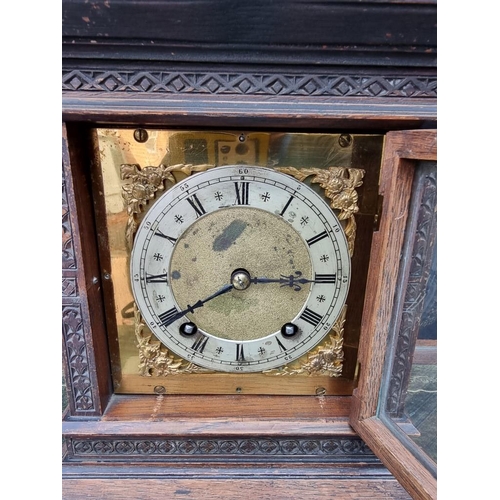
250, 271, 333, 291
162, 283, 234, 326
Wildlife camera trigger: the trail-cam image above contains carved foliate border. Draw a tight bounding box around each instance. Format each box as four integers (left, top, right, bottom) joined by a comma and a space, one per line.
62, 171, 76, 271
62, 166, 96, 413
66, 436, 374, 461
62, 304, 95, 411
121, 164, 363, 378
63, 69, 437, 98
386, 165, 437, 416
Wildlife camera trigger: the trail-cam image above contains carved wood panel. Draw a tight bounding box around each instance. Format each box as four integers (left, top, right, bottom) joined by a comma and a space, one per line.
386, 163, 437, 417
65, 436, 375, 462
63, 69, 437, 98
62, 165, 97, 415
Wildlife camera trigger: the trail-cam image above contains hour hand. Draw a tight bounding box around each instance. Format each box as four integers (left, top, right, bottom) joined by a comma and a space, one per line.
251, 271, 334, 291
250, 271, 305, 291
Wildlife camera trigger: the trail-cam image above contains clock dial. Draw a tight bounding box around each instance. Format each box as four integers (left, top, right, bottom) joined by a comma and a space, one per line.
169, 206, 312, 341
130, 166, 351, 372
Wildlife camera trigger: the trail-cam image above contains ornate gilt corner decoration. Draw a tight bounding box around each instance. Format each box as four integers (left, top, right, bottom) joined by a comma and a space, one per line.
134, 305, 213, 376
121, 163, 214, 250
275, 167, 365, 256
263, 305, 346, 377
121, 163, 215, 376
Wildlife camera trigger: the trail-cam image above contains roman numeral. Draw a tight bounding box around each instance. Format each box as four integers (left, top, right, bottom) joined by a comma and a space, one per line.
186, 194, 206, 217
236, 343, 245, 361
158, 307, 180, 326
145, 272, 169, 283
234, 182, 250, 205
314, 273, 336, 284
299, 307, 323, 327
280, 195, 294, 216
155, 229, 177, 245
306, 231, 328, 246
191, 335, 209, 353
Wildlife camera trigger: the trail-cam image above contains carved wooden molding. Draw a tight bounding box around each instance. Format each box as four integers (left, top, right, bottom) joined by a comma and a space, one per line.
66, 436, 374, 460
62, 171, 76, 271
63, 69, 437, 98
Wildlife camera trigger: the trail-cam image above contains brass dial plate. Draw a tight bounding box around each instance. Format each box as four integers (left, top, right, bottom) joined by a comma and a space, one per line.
93, 128, 384, 394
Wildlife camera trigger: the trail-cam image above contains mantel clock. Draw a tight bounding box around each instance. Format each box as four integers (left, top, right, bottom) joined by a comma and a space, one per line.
62, 2, 437, 498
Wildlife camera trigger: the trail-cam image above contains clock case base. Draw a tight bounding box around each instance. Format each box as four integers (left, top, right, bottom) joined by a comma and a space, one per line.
62, 394, 410, 499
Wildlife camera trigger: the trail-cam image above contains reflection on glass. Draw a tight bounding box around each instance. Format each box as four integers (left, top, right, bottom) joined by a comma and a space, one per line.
379, 161, 437, 475
406, 244, 437, 462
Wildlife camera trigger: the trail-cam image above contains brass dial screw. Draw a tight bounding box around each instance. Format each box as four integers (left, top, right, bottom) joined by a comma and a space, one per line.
134, 128, 149, 143
338, 134, 352, 148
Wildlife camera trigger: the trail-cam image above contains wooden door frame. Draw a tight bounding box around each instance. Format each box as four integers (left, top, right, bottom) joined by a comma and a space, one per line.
350, 129, 437, 500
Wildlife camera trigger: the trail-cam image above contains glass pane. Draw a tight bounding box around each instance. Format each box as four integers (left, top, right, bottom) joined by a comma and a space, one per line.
405, 243, 437, 462
379, 161, 437, 475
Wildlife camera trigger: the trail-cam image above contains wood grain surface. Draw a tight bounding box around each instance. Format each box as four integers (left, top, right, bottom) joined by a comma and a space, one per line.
63, 477, 412, 500
62, 0, 436, 68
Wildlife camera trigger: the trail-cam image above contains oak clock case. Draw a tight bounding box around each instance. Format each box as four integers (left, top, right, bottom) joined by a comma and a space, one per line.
130, 165, 351, 373
93, 129, 384, 395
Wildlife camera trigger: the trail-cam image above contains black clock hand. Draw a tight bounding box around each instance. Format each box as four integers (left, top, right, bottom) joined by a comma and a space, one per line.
251, 271, 333, 291
161, 283, 234, 326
